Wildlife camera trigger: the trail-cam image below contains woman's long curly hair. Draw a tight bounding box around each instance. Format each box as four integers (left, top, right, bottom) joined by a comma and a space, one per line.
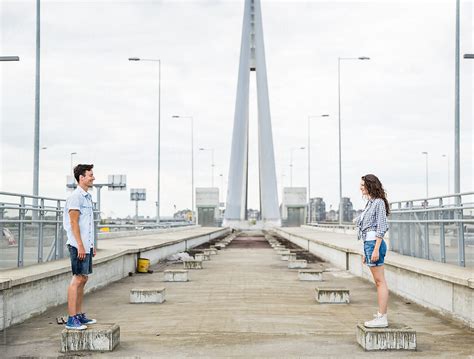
362, 174, 390, 215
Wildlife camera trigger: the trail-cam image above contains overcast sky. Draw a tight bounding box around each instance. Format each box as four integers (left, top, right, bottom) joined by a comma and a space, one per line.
1, 0, 473, 218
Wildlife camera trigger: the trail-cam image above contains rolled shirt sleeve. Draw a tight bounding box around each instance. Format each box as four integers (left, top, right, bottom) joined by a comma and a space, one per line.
374, 199, 389, 239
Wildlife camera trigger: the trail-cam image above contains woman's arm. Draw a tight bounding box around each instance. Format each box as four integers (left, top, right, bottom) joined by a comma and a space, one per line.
371, 200, 388, 261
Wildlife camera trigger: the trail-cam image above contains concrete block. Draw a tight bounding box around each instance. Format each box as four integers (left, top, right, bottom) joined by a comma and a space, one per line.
298, 269, 323, 281
164, 270, 188, 282
356, 323, 417, 351
288, 253, 297, 261
195, 253, 210, 261
204, 249, 217, 255
215, 243, 225, 249
281, 253, 291, 261
130, 288, 166, 304
61, 323, 120, 353
315, 287, 349, 304
288, 259, 307, 269
183, 260, 203, 269
277, 250, 290, 256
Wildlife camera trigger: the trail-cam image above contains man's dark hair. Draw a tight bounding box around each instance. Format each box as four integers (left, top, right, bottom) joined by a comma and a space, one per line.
74, 164, 94, 183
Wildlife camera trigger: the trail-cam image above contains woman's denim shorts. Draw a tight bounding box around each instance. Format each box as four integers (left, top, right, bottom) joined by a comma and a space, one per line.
364, 239, 387, 267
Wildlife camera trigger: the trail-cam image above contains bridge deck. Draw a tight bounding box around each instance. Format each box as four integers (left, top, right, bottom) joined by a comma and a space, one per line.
2, 236, 473, 357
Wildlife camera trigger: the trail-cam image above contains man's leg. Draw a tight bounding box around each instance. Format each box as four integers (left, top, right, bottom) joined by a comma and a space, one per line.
67, 275, 83, 316
76, 275, 88, 315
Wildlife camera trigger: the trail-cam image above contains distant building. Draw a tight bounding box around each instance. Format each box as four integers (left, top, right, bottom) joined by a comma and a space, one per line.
327, 209, 337, 222
340, 197, 354, 222
308, 197, 326, 223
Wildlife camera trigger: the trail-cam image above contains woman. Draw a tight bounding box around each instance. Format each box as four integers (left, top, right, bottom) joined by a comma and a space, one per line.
356, 174, 390, 328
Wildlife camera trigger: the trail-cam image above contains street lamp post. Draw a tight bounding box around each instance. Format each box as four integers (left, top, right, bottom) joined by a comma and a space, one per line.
173, 115, 194, 222
422, 152, 429, 198
337, 56, 370, 225
307, 114, 329, 223
219, 173, 224, 203
70, 152, 77, 174
442, 154, 450, 195
199, 147, 215, 187
129, 57, 161, 223
289, 146, 305, 187
33, 0, 41, 215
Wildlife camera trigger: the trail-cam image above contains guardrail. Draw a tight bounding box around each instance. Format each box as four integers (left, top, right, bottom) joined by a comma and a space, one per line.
0, 191, 100, 269
0, 191, 192, 270
388, 192, 473, 267
307, 192, 473, 267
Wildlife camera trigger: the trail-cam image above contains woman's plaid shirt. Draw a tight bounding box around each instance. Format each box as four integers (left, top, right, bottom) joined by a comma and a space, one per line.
356, 198, 389, 240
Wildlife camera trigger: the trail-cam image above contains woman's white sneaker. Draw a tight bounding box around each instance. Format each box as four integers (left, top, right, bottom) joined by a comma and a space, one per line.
364, 312, 388, 328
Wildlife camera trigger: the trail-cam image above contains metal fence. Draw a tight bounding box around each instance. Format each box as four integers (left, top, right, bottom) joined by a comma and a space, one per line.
388, 192, 473, 267
0, 191, 102, 270
0, 191, 192, 270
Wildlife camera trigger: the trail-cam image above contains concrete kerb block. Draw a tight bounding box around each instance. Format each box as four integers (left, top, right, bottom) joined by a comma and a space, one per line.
61, 324, 120, 353
288, 253, 297, 261
164, 269, 188, 282
315, 287, 350, 304
288, 259, 307, 269
130, 288, 166, 304
183, 259, 203, 269
356, 323, 417, 351
204, 249, 217, 255
281, 253, 292, 261
195, 253, 210, 261
298, 269, 323, 281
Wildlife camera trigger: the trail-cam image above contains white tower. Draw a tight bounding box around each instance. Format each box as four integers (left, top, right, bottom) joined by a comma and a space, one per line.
224, 0, 280, 228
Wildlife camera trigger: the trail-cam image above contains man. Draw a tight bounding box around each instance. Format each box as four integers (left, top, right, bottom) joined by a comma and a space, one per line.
63, 164, 97, 330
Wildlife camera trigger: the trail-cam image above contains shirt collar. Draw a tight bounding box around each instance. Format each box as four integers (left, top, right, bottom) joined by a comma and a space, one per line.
78, 186, 91, 198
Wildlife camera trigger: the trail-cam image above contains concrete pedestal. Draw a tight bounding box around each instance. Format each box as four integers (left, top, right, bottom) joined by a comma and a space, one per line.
195, 253, 210, 261
356, 323, 417, 351
61, 324, 120, 353
184, 260, 203, 269
298, 269, 323, 281
164, 269, 188, 282
130, 288, 166, 303
281, 253, 291, 261
288, 259, 307, 269
315, 287, 350, 304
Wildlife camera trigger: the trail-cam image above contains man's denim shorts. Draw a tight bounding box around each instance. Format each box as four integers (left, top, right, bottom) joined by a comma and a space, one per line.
364, 240, 387, 267
68, 245, 93, 275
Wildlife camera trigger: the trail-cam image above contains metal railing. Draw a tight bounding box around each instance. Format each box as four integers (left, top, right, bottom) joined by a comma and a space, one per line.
0, 191, 197, 270
306, 193, 473, 268
0, 191, 101, 270
388, 192, 473, 267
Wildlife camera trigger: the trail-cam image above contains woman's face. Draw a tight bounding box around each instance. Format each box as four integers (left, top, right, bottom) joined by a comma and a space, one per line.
360, 180, 369, 197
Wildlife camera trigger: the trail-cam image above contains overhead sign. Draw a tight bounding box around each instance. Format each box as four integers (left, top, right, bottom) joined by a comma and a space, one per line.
130, 188, 146, 201
108, 174, 127, 191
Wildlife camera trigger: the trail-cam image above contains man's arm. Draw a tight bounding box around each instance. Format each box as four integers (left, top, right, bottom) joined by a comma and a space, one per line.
69, 210, 86, 260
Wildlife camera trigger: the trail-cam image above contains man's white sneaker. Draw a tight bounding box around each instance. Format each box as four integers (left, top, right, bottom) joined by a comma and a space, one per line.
364, 312, 388, 328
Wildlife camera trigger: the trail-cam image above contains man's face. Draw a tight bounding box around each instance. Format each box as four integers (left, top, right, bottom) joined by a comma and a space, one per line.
80, 170, 95, 188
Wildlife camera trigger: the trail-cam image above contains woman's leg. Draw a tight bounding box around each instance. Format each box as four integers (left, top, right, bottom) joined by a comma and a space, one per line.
369, 265, 389, 314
